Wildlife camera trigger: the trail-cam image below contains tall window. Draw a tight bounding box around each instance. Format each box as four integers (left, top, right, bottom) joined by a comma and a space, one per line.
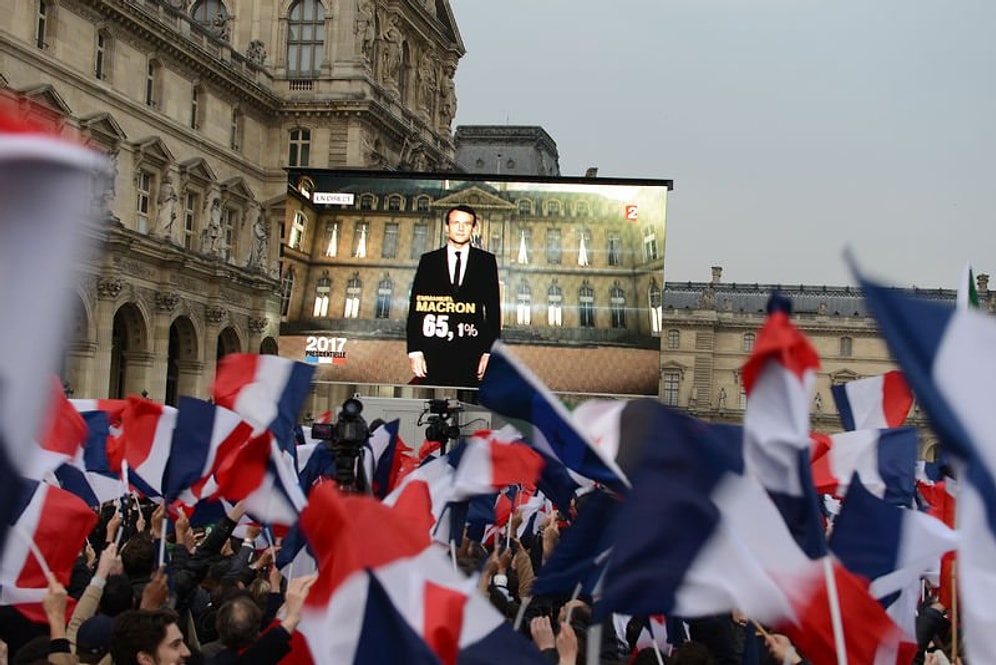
516, 281, 531, 326
643, 225, 659, 262
607, 232, 622, 266
579, 282, 595, 328
183, 192, 198, 250
288, 128, 310, 167
839, 336, 853, 357
382, 223, 399, 259
545, 229, 562, 264
375, 276, 393, 319
666, 329, 680, 350
286, 0, 325, 78
518, 199, 532, 215
95, 31, 108, 79
230, 108, 242, 151
36, 1, 47, 49
739, 386, 748, 410
516, 228, 531, 264
289, 211, 306, 250
145, 59, 160, 107
662, 370, 680, 406
344, 275, 361, 319
649, 281, 663, 335
743, 332, 756, 353
610, 285, 626, 328
547, 283, 563, 327
577, 229, 592, 267
136, 171, 152, 233
324, 221, 338, 257
489, 228, 503, 257
280, 267, 296, 318
313, 275, 331, 317
353, 221, 368, 258
190, 85, 202, 129
411, 223, 427, 258
222, 208, 237, 261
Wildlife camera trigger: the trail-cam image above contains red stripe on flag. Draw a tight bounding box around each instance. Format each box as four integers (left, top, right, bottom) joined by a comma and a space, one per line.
742, 311, 821, 393
40, 377, 86, 456
487, 440, 544, 488
212, 353, 261, 410
882, 371, 914, 428
423, 580, 466, 665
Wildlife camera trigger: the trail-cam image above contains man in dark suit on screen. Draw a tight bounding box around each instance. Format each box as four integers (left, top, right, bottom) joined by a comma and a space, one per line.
407, 204, 501, 387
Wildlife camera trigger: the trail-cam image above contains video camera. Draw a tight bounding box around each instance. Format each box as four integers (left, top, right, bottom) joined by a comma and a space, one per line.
311, 397, 370, 493
419, 398, 463, 452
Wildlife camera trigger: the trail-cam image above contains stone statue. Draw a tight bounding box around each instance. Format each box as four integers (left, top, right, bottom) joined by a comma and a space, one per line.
156, 175, 177, 238
356, 0, 376, 63
202, 197, 223, 255
439, 64, 456, 128
380, 18, 402, 87
246, 39, 267, 65
417, 52, 437, 113
248, 207, 268, 269
717, 387, 727, 410
213, 12, 232, 42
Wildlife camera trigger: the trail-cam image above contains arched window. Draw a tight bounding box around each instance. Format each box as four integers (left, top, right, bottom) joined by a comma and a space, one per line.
280, 266, 296, 318
289, 211, 307, 250
579, 282, 595, 328
344, 274, 362, 319
191, 0, 229, 29
286, 0, 325, 79
375, 276, 393, 319
518, 199, 532, 215
313, 275, 331, 317
547, 282, 563, 327
649, 281, 663, 335
743, 332, 756, 353
610, 285, 626, 328
516, 281, 531, 326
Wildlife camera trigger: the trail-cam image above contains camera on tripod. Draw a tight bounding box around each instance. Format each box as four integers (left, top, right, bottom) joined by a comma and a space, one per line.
311, 397, 370, 493
420, 398, 463, 451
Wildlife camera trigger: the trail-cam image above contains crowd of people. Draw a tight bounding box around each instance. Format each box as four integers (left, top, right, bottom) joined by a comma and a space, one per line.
0, 486, 959, 665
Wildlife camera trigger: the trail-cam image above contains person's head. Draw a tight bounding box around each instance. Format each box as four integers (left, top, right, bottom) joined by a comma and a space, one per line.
101, 574, 136, 615
121, 533, 155, 580
76, 614, 114, 663
111, 609, 191, 665
216, 594, 263, 650
445, 205, 477, 247
669, 640, 715, 665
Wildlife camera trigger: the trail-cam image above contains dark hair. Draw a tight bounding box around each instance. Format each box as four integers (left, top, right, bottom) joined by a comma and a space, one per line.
101, 574, 135, 615
12, 635, 50, 665
120, 532, 155, 579
669, 640, 715, 665
110, 609, 181, 665
445, 204, 477, 226
216, 594, 263, 650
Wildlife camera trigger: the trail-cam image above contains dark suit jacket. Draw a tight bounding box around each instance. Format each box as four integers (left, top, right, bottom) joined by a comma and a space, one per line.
406, 245, 500, 386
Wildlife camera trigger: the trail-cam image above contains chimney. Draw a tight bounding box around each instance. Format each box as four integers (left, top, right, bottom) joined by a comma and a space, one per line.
711, 266, 723, 284
977, 273, 989, 296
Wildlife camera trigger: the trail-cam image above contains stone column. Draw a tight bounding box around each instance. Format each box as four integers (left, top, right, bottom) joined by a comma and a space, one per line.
247, 314, 269, 355
148, 290, 180, 403
93, 276, 123, 398
200, 304, 226, 395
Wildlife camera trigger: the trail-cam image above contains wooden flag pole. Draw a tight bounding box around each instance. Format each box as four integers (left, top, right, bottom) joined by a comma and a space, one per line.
821, 556, 849, 665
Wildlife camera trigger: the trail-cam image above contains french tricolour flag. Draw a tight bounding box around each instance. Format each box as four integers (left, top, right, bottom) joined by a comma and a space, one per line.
596, 401, 902, 665
212, 353, 315, 448
293, 482, 546, 665
450, 427, 544, 501
164, 396, 254, 505
1, 481, 97, 623
361, 419, 416, 499
53, 411, 121, 508
112, 396, 178, 498
742, 294, 826, 558
25, 378, 88, 481
856, 269, 996, 663
831, 370, 914, 432
809, 427, 919, 507
479, 341, 629, 494
0, 109, 109, 554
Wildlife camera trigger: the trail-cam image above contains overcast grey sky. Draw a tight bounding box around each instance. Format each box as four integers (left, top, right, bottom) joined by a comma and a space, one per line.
449, 1, 996, 289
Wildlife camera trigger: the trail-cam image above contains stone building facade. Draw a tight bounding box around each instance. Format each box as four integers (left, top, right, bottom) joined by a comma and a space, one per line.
454, 125, 561, 177
2, 0, 464, 403
661, 267, 994, 456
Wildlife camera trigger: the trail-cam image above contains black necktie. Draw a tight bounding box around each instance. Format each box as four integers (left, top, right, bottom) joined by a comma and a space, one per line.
453, 251, 461, 287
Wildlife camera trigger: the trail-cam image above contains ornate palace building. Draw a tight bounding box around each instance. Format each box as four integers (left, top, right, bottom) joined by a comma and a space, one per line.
1, 0, 464, 403
660, 267, 994, 457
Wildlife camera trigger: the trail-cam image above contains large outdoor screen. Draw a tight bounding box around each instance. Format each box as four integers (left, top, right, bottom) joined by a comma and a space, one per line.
279, 169, 672, 401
